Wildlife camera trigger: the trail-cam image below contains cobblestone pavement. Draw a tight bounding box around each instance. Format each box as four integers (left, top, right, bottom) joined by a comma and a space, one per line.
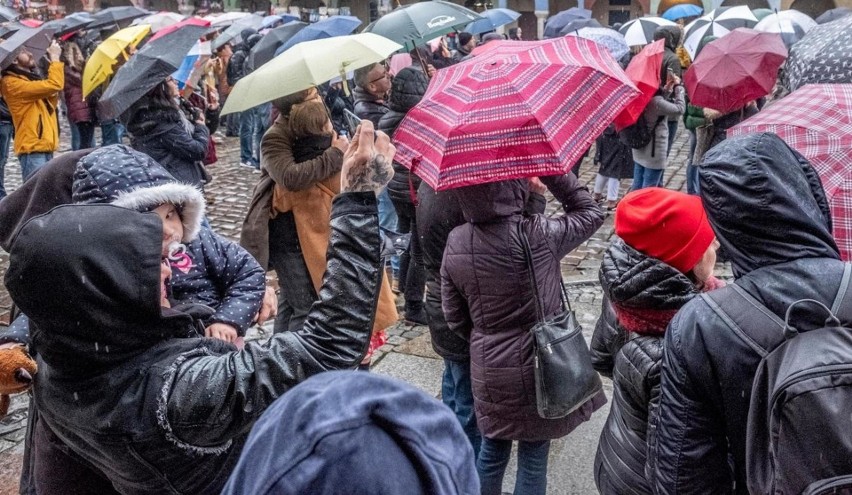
0, 124, 695, 491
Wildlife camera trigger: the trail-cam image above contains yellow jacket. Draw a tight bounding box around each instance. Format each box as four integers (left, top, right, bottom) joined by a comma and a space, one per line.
0, 62, 64, 155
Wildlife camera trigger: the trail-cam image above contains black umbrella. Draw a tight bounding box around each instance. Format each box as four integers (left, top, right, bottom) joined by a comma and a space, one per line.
0, 6, 20, 22
0, 26, 54, 70
43, 12, 95, 37
558, 17, 602, 36
816, 7, 852, 24
544, 8, 592, 38
98, 24, 207, 120
246, 21, 306, 71
363, 0, 481, 51
88, 6, 150, 30
783, 14, 852, 91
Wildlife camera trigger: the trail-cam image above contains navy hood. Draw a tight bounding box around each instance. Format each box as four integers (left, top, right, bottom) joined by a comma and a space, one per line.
699, 132, 839, 278
222, 371, 479, 495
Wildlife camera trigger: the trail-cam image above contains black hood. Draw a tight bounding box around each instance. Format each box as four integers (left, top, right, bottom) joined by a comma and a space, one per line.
699, 132, 839, 278
388, 66, 428, 113
454, 179, 528, 223
654, 25, 681, 51
5, 204, 196, 377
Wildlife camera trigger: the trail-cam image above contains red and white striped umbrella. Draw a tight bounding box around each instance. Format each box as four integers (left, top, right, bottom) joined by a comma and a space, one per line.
729, 84, 852, 259
392, 37, 640, 191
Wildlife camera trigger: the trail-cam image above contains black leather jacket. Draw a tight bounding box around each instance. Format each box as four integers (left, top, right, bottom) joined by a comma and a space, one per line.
651, 133, 845, 494
9, 193, 381, 495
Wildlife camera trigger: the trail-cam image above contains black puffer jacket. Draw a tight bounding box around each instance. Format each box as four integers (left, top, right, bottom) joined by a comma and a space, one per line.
352, 86, 388, 127
592, 239, 701, 495
378, 66, 428, 205
9, 193, 381, 494
125, 102, 209, 188
652, 133, 845, 494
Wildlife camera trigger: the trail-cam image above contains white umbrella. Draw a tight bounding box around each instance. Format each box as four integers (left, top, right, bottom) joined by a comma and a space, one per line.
754, 10, 816, 48
204, 11, 251, 27
684, 6, 759, 59
132, 12, 184, 32
618, 16, 676, 46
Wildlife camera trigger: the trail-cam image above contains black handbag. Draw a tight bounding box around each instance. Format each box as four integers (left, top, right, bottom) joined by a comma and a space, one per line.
519, 222, 603, 419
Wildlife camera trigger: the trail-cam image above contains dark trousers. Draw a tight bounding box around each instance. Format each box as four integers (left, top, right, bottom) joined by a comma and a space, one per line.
268, 213, 316, 333
392, 199, 425, 314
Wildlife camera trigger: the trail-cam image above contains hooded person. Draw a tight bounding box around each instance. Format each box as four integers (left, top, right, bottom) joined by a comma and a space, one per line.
651, 133, 846, 494
590, 188, 722, 495
6, 121, 395, 495
654, 25, 683, 81
221, 371, 480, 494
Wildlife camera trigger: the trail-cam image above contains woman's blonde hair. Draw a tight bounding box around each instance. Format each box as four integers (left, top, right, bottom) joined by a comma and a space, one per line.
289, 100, 332, 138
63, 42, 85, 72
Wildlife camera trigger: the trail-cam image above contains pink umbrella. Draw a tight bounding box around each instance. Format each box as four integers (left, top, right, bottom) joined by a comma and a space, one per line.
393, 37, 640, 190
613, 39, 663, 130
729, 84, 852, 258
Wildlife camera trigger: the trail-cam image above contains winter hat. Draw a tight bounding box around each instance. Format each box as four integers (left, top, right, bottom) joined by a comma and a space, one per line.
615, 188, 715, 274
71, 144, 205, 242
221, 371, 479, 495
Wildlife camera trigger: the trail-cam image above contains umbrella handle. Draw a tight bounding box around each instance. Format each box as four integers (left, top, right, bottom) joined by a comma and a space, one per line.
412, 44, 431, 80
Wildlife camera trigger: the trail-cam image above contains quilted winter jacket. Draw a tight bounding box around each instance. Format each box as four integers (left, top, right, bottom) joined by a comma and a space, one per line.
11, 192, 381, 495
592, 240, 701, 495
0, 62, 64, 154
651, 133, 846, 494
441, 174, 606, 441
352, 86, 389, 127
63, 65, 93, 124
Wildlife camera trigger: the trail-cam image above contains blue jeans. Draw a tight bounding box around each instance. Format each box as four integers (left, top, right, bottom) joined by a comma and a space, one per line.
0, 122, 13, 199
19, 152, 53, 181
377, 189, 400, 274
239, 108, 259, 166
69, 120, 80, 151
477, 438, 551, 495
442, 359, 481, 459
686, 130, 700, 195
631, 163, 664, 191
100, 120, 124, 146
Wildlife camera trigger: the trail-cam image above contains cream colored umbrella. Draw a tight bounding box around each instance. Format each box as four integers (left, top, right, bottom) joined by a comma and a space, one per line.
221, 32, 402, 115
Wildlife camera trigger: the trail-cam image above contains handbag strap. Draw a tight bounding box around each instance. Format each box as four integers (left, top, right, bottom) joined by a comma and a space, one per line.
517, 220, 570, 324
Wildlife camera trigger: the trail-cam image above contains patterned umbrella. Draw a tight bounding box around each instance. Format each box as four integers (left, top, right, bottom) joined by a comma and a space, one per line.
783, 15, 852, 91
684, 6, 759, 59
566, 26, 629, 61
392, 37, 640, 191
685, 28, 787, 113
543, 7, 591, 38
618, 16, 676, 46
729, 84, 852, 259
754, 10, 816, 48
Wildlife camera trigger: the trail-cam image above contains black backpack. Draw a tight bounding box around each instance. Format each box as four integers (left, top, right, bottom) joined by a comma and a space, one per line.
618, 115, 664, 150
709, 265, 852, 495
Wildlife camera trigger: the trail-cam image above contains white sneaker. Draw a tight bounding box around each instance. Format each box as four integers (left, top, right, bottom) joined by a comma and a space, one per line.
239, 161, 256, 169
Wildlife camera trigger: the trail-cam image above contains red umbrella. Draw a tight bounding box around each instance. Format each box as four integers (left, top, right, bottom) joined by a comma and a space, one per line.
613, 39, 663, 130
149, 17, 210, 42
729, 84, 852, 258
19, 19, 42, 28
685, 28, 787, 114
392, 37, 640, 191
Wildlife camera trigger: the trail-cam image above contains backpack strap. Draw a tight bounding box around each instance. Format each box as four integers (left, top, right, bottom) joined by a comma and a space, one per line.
830, 263, 852, 322
702, 285, 785, 358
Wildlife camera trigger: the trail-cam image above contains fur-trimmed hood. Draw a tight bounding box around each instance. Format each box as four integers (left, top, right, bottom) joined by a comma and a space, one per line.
71, 144, 205, 242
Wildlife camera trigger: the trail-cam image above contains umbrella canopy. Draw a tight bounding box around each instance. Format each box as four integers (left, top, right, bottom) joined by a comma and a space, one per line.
274, 16, 362, 56
613, 39, 664, 130
816, 7, 852, 24
19, 19, 42, 28
43, 12, 94, 37
260, 13, 299, 30
729, 84, 852, 258
212, 13, 263, 51
464, 8, 520, 35
684, 28, 787, 113
205, 11, 251, 27
0, 26, 53, 70
752, 8, 774, 21
247, 21, 306, 71
172, 40, 212, 90
662, 4, 702, 21
566, 26, 629, 61
149, 16, 210, 42
0, 6, 20, 22
364, 1, 481, 51
132, 12, 184, 32
0, 23, 21, 39
783, 14, 852, 91
558, 17, 602, 36
98, 24, 208, 120
543, 7, 591, 38
82, 24, 151, 97
618, 16, 676, 46
683, 6, 759, 59
754, 10, 816, 48
392, 37, 640, 191
88, 6, 150, 29
222, 32, 402, 115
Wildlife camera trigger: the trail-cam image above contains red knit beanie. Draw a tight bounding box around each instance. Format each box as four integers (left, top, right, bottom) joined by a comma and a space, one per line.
615, 188, 716, 274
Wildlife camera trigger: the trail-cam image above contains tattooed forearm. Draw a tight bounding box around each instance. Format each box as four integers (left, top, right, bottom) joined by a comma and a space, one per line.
343, 153, 393, 194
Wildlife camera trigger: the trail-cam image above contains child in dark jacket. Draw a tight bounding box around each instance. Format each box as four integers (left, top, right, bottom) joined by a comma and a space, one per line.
590, 188, 723, 495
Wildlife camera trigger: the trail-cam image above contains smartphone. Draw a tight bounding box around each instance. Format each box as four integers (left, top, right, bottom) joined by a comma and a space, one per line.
343, 109, 362, 136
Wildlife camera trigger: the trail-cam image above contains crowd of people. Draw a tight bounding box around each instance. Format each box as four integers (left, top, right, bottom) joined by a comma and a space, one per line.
0, 5, 849, 495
